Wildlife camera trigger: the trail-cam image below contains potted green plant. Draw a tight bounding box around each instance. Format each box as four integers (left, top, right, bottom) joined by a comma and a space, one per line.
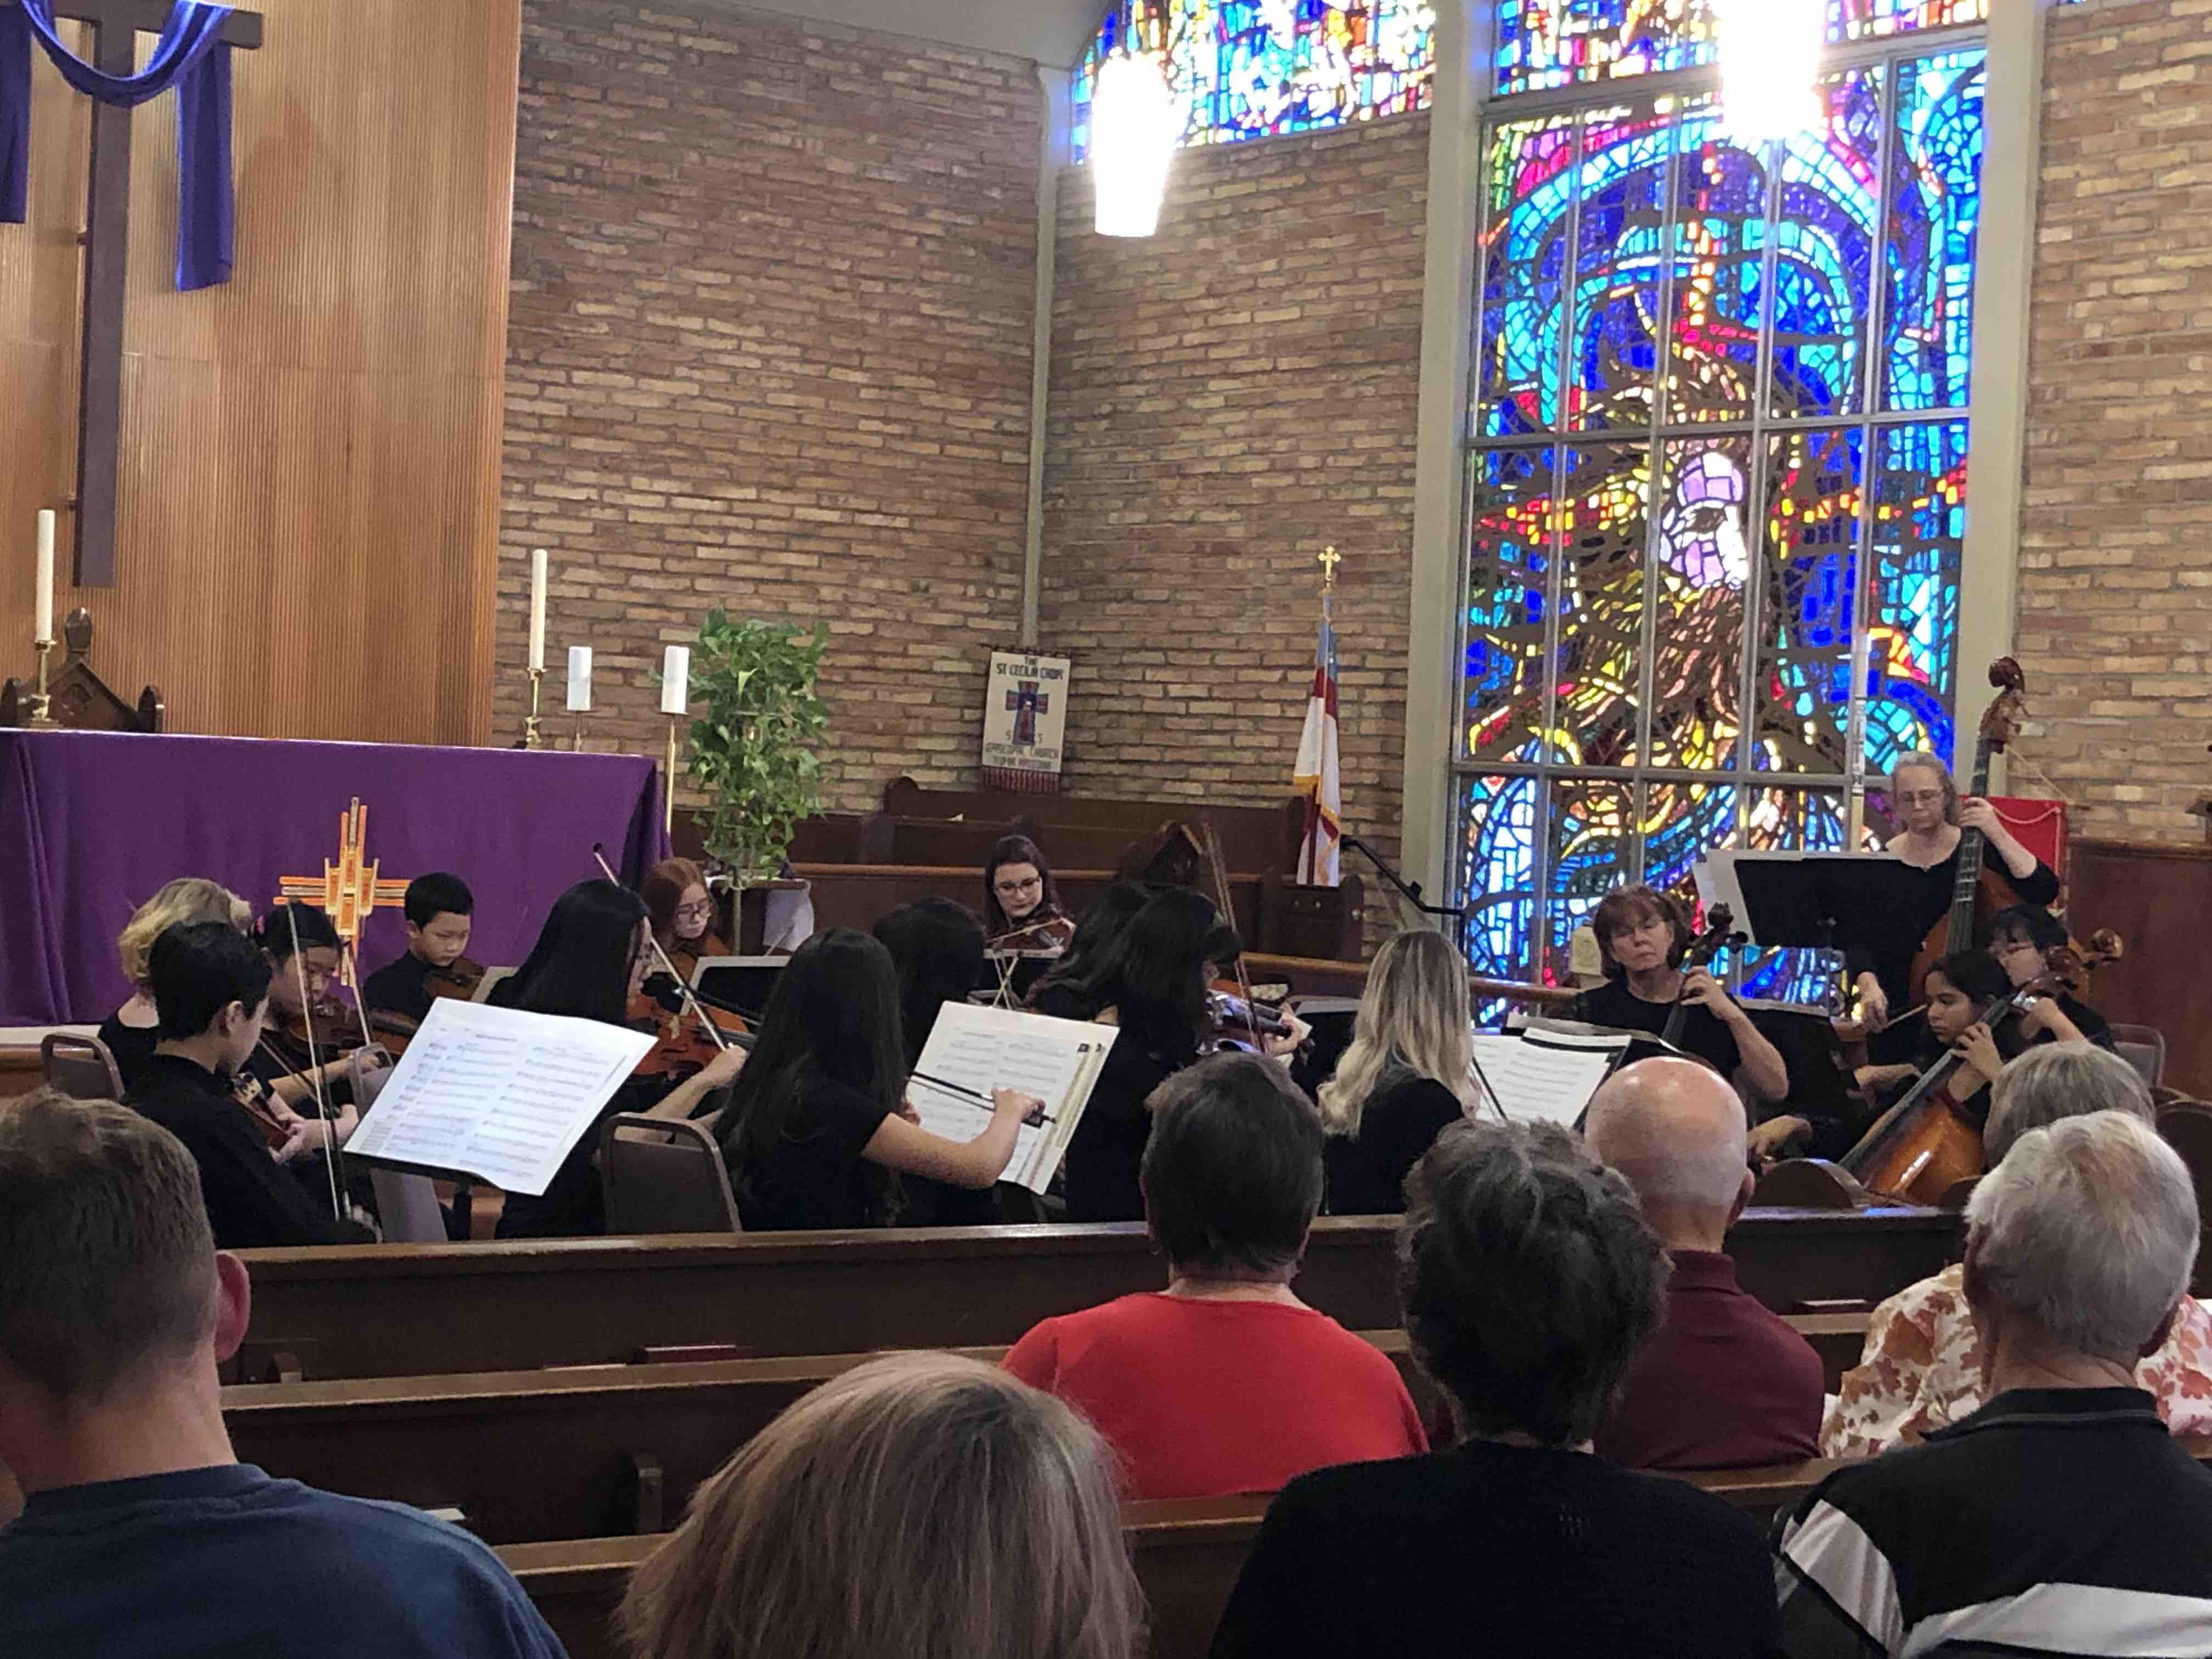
680, 612, 831, 889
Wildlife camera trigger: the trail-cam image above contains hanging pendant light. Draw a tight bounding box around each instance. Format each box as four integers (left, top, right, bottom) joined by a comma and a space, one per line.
1092, 42, 1176, 238
1717, 0, 1822, 145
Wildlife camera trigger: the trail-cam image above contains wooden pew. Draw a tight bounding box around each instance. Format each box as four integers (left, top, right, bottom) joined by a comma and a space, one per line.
235, 1210, 1957, 1382
225, 1318, 1865, 1548
223, 1333, 1440, 1547
502, 1440, 2212, 1659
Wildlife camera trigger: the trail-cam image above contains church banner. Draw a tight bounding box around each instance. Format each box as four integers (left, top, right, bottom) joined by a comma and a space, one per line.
981, 652, 1069, 794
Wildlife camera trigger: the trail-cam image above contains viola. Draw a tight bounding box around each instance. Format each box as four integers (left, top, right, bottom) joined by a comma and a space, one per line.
1904, 659, 2028, 1006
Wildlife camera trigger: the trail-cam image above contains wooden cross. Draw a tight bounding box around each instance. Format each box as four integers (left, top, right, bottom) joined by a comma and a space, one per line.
275, 798, 409, 946
10, 1, 263, 585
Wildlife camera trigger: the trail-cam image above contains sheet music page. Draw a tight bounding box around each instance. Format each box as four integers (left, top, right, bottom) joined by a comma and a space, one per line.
1468, 1028, 1630, 1130
906, 1002, 1119, 1194
346, 999, 654, 1195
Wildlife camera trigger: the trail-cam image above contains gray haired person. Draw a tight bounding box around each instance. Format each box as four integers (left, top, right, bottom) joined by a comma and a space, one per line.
1210, 1120, 1781, 1659
1779, 1110, 2212, 1656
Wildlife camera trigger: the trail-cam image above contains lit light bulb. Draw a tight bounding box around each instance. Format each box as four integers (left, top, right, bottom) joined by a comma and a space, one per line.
1092, 50, 1176, 238
1717, 0, 1822, 145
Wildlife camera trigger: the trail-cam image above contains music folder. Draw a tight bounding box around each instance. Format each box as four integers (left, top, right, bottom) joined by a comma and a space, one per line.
904, 1002, 1118, 1195
345, 998, 655, 1196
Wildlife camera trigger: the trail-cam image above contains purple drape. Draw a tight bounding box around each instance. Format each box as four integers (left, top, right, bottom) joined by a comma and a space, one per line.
0, 1, 235, 290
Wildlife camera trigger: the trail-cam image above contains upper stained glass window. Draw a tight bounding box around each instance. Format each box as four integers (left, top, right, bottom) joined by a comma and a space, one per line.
1072, 1, 1437, 160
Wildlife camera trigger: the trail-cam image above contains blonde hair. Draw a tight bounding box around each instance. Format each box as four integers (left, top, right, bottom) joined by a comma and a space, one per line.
1888, 751, 1960, 828
617, 1353, 1142, 1659
1319, 930, 1475, 1136
115, 878, 252, 985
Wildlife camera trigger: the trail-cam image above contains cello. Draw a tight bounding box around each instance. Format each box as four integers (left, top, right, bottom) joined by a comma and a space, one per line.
1660, 902, 1744, 1054
1903, 659, 2029, 1006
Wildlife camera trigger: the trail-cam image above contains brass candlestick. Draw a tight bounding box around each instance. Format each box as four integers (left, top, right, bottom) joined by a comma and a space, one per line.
523, 666, 545, 750
571, 712, 589, 753
23, 638, 58, 729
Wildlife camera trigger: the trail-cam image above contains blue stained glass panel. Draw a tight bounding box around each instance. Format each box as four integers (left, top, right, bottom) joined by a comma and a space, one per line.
1886, 50, 1984, 411
1771, 68, 1883, 419
1548, 777, 1635, 967
1477, 116, 1578, 439
1867, 419, 1966, 770
1663, 97, 1769, 426
1571, 101, 1675, 433
1465, 447, 1558, 761
1755, 426, 1864, 774
1458, 774, 1539, 985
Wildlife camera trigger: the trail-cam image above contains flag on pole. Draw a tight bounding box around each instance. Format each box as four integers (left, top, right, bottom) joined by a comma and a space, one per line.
1294, 600, 1341, 887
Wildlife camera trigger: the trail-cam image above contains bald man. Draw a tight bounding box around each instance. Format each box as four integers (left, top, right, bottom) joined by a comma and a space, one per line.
1586, 1059, 1824, 1470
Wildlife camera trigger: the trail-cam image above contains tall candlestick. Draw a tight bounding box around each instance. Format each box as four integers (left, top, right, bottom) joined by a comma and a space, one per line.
528, 548, 548, 672
566, 645, 593, 713
660, 645, 690, 716
33, 510, 55, 646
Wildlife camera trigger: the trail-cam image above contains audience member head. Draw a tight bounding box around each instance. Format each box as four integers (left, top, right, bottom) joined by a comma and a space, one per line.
1986, 1043, 2154, 1166
984, 835, 1060, 935
1583, 1057, 1751, 1252
115, 878, 250, 988
148, 922, 273, 1071
642, 858, 717, 951
618, 1352, 1140, 1659
254, 902, 342, 1018
502, 879, 648, 1025
1588, 885, 1691, 983
873, 898, 988, 1066
1887, 749, 1960, 834
1142, 1053, 1324, 1284
0, 1090, 250, 1491
717, 929, 906, 1178
1988, 904, 2069, 991
402, 871, 475, 968
1964, 1111, 2198, 1380
1922, 949, 2015, 1054
1319, 929, 1474, 1136
1400, 1121, 1667, 1448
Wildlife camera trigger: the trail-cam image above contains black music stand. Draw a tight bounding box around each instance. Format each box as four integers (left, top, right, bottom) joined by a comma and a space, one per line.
1700, 851, 1918, 956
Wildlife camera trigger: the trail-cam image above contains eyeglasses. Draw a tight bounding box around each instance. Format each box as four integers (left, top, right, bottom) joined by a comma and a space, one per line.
995, 876, 1043, 896
673, 900, 715, 921
1895, 790, 1947, 806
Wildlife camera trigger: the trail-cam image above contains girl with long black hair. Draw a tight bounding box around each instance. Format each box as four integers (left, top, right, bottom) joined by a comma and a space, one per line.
715, 928, 1041, 1231
490, 879, 747, 1238
1028, 887, 1303, 1222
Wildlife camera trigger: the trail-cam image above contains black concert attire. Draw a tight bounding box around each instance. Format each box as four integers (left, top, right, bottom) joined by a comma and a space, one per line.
719, 1077, 895, 1232
1210, 1441, 1782, 1659
125, 1054, 373, 1248
1323, 1070, 1464, 1217
360, 951, 438, 1024
95, 1009, 160, 1091
2040, 991, 2115, 1051
1027, 980, 1194, 1223
1568, 978, 1745, 1080
1844, 848, 2059, 1059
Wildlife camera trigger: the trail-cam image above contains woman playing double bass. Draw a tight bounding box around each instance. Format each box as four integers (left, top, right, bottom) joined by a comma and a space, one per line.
1847, 751, 2058, 1049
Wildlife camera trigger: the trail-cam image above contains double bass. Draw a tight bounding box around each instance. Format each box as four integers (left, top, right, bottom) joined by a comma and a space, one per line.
1904, 659, 2029, 1006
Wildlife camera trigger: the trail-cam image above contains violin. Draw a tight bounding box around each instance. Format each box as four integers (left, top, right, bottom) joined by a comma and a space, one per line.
1203, 986, 1299, 1056
232, 1068, 301, 1153
364, 955, 487, 1056
1905, 659, 2028, 1006
1660, 901, 1743, 1049
989, 913, 1077, 956
631, 973, 752, 1081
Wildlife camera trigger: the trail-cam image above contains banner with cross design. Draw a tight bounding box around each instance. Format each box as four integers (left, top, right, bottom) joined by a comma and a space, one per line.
981, 651, 1070, 795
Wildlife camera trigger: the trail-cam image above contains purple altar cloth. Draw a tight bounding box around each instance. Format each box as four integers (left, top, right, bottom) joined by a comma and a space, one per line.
0, 729, 669, 1024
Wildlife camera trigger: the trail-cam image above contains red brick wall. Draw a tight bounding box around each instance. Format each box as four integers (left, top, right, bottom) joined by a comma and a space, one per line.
1040, 116, 1431, 894
2018, 0, 2212, 839
499, 1, 1042, 809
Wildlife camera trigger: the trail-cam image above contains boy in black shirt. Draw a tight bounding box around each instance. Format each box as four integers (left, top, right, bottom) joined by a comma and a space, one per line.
361, 871, 475, 1023
122, 922, 373, 1249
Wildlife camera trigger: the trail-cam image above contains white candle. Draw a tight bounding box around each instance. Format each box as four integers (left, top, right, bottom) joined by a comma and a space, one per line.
33, 510, 55, 646
528, 548, 548, 672
566, 645, 593, 712
660, 645, 690, 715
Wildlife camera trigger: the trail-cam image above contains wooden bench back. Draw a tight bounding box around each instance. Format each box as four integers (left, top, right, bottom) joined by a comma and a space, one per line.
232, 1211, 1957, 1384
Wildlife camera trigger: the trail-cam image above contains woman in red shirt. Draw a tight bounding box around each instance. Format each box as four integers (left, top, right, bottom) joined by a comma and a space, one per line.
1003, 1053, 1427, 1500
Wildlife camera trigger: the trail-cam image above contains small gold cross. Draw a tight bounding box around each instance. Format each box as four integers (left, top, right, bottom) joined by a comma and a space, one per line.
1318, 545, 1341, 590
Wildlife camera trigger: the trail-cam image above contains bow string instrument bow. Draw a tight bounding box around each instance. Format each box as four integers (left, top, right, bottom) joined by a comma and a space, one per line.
1904, 658, 2029, 1006
590, 843, 744, 1081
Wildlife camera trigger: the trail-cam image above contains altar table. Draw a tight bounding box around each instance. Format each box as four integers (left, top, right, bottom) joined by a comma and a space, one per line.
0, 729, 668, 1024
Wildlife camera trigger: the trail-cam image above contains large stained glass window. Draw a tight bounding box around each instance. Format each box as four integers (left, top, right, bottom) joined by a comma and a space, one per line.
1458, 18, 1992, 1003
1071, 1, 1437, 160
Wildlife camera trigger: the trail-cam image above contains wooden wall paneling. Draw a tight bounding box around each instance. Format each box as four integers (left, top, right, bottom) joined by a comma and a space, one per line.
2066, 838, 2212, 1098
0, 0, 520, 744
